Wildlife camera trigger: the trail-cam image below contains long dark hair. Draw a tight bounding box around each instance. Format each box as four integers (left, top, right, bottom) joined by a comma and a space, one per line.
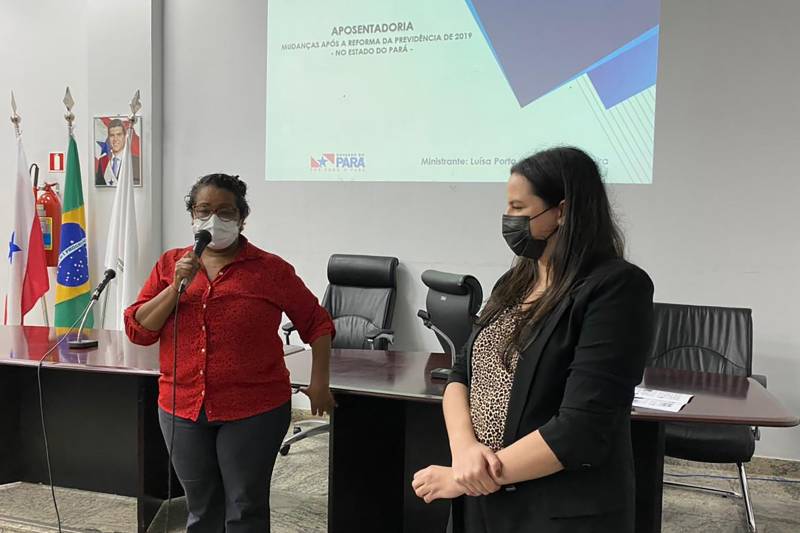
480, 147, 625, 349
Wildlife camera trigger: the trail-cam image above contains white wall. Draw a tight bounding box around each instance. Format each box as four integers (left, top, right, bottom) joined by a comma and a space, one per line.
0, 0, 162, 327
161, 0, 800, 459
0, 0, 90, 325
620, 0, 800, 460
85, 0, 163, 327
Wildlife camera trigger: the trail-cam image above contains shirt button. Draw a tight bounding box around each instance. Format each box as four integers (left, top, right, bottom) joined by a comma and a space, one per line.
202, 325, 205, 331
203, 304, 207, 309
199, 369, 204, 375
201, 390, 205, 396
201, 348, 206, 353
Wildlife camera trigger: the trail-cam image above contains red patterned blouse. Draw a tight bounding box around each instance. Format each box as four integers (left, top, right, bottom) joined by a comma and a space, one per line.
124, 237, 334, 422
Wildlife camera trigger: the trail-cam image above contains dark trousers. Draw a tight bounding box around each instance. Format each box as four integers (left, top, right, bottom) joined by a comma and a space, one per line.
158, 401, 291, 533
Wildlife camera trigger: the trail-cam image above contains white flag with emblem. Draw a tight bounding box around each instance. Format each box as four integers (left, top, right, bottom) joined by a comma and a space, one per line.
103, 124, 142, 330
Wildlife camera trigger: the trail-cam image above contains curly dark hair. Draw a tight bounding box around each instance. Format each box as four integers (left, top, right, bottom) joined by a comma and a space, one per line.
185, 173, 250, 220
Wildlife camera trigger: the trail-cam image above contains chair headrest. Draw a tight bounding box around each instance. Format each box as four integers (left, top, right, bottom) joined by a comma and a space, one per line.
421, 270, 483, 302
327, 254, 399, 288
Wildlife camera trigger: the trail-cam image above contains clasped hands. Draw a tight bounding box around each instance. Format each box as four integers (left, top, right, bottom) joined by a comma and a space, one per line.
412, 440, 503, 504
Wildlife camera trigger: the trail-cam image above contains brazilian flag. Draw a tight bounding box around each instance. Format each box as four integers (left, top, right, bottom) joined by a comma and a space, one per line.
55, 134, 93, 328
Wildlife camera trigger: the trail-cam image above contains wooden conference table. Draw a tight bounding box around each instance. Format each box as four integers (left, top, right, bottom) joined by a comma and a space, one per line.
0, 326, 796, 532
0, 326, 166, 531
0, 325, 306, 531
283, 348, 799, 533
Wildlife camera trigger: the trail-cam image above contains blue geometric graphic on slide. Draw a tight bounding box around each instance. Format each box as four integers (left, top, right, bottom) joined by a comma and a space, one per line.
465, 0, 660, 109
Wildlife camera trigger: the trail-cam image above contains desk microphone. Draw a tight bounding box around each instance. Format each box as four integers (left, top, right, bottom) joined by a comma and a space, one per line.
91, 268, 117, 300
178, 229, 212, 294
418, 310, 456, 380
69, 268, 117, 349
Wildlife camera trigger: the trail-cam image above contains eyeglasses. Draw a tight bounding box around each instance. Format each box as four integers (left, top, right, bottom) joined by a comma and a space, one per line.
192, 206, 239, 222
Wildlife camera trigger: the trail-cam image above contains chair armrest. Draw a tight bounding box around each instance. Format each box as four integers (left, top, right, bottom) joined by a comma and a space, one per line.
751, 374, 768, 440
417, 309, 431, 328
752, 374, 767, 389
281, 321, 296, 345
365, 326, 394, 349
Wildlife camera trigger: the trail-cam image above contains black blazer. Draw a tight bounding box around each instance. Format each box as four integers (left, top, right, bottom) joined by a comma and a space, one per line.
448, 258, 654, 533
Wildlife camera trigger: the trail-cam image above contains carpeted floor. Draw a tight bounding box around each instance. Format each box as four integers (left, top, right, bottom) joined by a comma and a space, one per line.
1, 417, 798, 532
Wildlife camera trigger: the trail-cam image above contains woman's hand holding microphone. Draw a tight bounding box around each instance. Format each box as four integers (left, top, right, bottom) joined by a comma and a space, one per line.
173, 252, 202, 293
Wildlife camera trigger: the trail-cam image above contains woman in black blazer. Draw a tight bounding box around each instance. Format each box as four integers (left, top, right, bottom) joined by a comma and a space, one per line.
412, 147, 654, 532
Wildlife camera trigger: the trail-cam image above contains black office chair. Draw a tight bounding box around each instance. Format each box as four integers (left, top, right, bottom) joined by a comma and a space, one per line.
647, 302, 767, 532
280, 254, 399, 455
417, 270, 483, 379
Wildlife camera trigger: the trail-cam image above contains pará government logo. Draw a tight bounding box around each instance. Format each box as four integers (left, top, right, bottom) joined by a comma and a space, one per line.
310, 152, 366, 171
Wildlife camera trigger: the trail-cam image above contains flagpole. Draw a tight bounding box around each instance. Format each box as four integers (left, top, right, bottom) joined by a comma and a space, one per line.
54, 89, 93, 332
40, 295, 50, 327
100, 90, 141, 330
57, 87, 75, 331
10, 93, 22, 325
11, 92, 46, 327
45, 87, 76, 329
10, 93, 49, 327
45, 88, 76, 329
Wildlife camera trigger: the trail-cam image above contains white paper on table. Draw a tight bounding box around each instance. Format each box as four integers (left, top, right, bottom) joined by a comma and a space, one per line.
632, 397, 687, 412
635, 386, 693, 403
633, 386, 693, 412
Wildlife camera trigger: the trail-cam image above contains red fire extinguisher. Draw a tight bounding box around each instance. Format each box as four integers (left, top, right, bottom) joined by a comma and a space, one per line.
35, 182, 62, 267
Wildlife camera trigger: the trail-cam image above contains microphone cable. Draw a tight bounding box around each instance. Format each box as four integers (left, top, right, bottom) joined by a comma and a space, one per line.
164, 230, 210, 531
34, 269, 115, 532
164, 285, 182, 533
35, 311, 90, 533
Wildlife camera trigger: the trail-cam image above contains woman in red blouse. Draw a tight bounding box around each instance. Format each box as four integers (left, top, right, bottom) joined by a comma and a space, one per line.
124, 173, 335, 532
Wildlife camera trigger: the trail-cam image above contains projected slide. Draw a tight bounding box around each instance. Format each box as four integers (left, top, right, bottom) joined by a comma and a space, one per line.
266, 0, 660, 183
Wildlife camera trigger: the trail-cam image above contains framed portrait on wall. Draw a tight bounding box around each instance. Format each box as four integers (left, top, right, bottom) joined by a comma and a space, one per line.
93, 115, 143, 187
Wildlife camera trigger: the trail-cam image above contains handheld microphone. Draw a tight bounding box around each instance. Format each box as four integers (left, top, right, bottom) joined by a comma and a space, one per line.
178, 229, 213, 293
68, 268, 117, 349
91, 268, 117, 301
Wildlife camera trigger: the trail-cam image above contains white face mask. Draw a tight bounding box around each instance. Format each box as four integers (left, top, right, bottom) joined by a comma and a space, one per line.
192, 214, 240, 250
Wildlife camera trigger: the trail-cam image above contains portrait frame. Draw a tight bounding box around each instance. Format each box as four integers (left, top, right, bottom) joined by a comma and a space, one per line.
93, 115, 143, 188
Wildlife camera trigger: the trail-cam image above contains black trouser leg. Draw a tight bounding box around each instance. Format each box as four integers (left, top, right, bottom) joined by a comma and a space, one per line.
217, 401, 291, 532
159, 402, 291, 533
158, 408, 225, 533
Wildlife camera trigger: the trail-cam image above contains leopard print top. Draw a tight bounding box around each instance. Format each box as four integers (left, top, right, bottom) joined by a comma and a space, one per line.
469, 306, 523, 452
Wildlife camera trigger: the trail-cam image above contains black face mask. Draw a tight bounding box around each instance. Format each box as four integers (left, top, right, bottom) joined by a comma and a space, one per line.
502, 207, 557, 260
